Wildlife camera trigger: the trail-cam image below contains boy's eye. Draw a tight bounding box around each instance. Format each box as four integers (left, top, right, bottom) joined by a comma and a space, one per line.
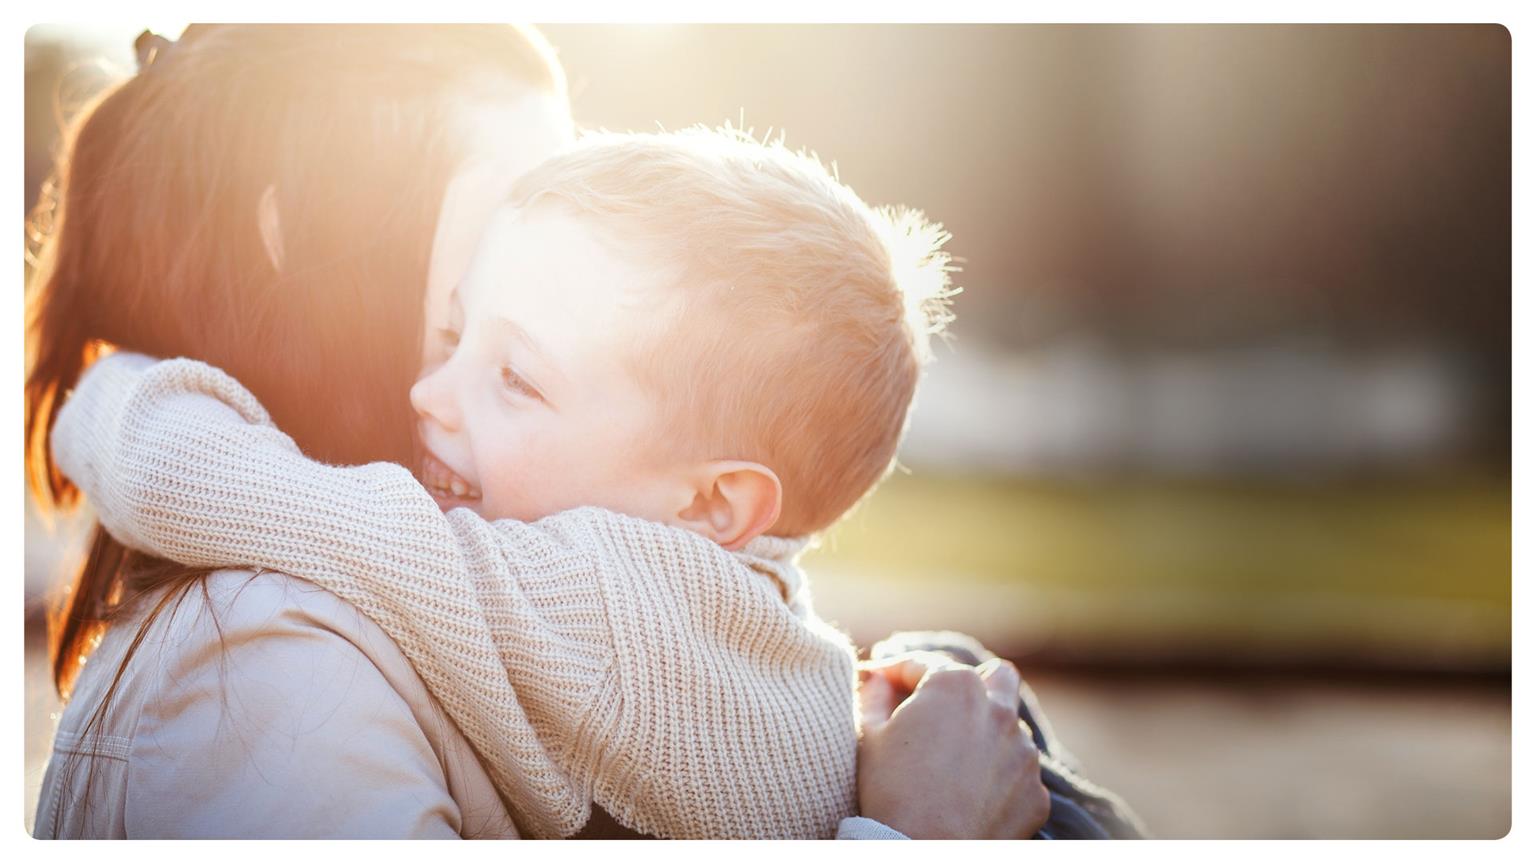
500, 364, 544, 403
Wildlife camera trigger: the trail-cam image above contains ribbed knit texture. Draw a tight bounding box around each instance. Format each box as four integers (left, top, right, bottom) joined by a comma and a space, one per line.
53, 353, 860, 839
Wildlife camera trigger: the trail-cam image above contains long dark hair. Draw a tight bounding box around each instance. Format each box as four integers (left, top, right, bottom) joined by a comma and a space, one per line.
25, 24, 566, 702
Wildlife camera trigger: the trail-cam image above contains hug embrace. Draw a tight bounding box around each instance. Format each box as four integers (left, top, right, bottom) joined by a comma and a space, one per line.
26, 24, 1143, 840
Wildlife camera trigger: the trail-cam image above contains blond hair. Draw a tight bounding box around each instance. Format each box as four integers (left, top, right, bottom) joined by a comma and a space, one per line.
509, 126, 957, 534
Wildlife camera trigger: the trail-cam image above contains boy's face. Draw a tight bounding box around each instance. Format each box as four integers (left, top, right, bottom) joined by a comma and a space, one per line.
411, 205, 682, 523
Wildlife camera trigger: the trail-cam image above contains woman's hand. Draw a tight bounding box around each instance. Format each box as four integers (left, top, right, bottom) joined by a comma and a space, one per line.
855, 654, 1051, 839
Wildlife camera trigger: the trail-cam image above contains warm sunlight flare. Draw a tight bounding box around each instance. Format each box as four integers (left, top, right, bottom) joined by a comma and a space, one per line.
22, 23, 1509, 842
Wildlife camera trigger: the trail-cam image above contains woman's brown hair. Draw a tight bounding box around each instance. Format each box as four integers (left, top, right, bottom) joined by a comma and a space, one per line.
25, 24, 566, 700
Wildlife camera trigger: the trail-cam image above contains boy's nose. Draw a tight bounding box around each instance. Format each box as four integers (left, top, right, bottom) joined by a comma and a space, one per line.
410, 363, 463, 432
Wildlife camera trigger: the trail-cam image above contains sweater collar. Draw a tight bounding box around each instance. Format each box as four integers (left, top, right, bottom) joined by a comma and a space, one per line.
741, 532, 813, 564
735, 533, 817, 606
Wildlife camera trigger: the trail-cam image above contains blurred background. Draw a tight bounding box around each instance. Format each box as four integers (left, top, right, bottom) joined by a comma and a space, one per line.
24, 24, 1509, 838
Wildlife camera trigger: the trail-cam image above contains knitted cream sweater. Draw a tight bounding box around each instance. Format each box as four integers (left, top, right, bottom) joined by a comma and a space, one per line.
52, 353, 860, 840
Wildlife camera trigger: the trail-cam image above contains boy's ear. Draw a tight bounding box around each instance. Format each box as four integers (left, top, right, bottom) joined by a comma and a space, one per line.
675, 461, 782, 551
258, 184, 285, 273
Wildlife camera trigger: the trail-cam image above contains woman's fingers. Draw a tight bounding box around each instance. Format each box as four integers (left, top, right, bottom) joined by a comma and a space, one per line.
978, 657, 1043, 743
977, 657, 1022, 710
856, 669, 900, 734
858, 650, 968, 695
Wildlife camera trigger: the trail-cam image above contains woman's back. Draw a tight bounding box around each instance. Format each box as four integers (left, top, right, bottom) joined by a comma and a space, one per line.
35, 568, 518, 839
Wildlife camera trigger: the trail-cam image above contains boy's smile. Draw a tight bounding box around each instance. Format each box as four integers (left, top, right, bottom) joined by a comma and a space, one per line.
420, 446, 481, 507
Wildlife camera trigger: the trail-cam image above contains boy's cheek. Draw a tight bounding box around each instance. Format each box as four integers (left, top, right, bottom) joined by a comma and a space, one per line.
481, 466, 569, 523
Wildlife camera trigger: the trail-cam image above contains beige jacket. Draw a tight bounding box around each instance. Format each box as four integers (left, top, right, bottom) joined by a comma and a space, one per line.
34, 568, 520, 839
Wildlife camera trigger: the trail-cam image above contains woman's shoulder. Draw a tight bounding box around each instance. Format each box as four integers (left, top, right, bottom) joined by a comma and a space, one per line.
49, 568, 517, 838
134, 568, 456, 748
140, 567, 456, 736
157, 565, 390, 645
63, 568, 366, 719
113, 567, 415, 697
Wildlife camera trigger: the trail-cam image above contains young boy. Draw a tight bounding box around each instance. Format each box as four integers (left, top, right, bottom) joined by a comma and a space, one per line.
52, 127, 957, 839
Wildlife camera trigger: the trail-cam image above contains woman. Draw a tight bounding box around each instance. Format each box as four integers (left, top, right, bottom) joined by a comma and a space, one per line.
25, 24, 1089, 839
